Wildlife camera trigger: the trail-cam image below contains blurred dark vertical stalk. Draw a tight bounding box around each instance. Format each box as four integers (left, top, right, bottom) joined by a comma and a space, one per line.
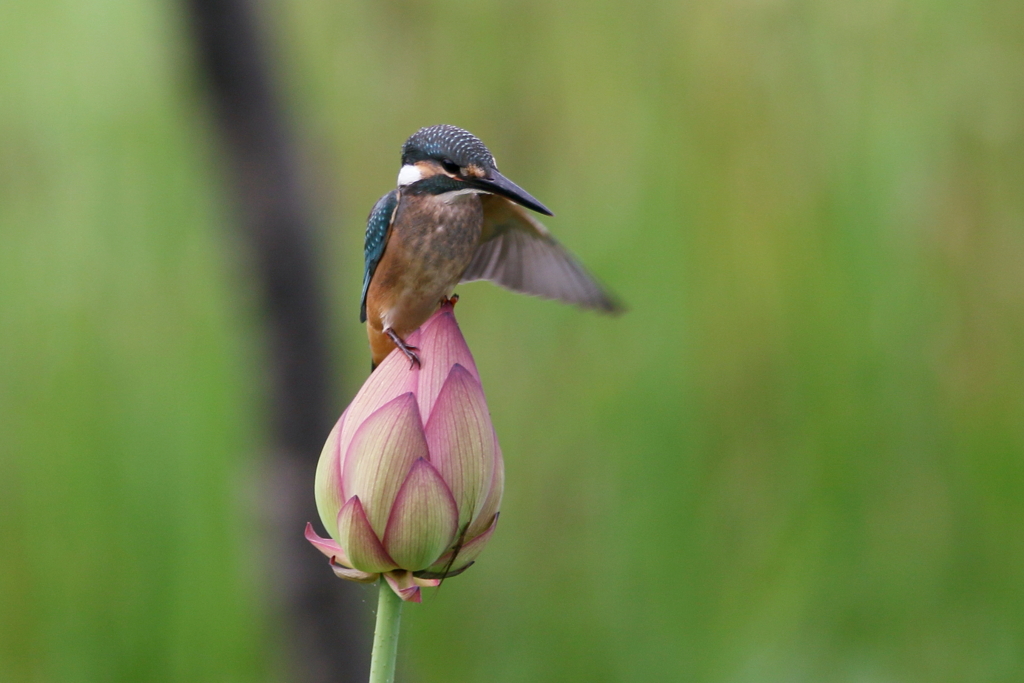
182, 1, 368, 681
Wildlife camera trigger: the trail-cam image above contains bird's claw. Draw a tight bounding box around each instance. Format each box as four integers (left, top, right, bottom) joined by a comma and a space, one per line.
441, 294, 459, 308
385, 328, 421, 368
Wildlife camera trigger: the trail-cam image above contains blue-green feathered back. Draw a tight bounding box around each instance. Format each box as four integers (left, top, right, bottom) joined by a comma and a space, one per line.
360, 189, 399, 322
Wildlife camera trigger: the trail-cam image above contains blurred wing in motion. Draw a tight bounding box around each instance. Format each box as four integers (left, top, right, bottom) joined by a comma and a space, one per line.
460, 195, 622, 313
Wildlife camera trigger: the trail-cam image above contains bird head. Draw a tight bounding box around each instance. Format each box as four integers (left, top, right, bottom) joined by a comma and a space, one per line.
397, 124, 553, 216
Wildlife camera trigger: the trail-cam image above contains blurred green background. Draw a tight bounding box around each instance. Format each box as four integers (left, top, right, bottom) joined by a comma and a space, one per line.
3, 0, 1023, 681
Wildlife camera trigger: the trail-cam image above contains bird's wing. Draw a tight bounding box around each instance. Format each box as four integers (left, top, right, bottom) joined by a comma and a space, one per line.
360, 189, 400, 322
460, 194, 622, 313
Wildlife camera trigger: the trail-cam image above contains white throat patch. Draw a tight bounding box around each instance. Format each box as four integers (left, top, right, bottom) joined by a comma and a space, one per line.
397, 164, 423, 186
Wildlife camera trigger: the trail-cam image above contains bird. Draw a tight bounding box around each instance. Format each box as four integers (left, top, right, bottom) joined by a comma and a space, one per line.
361, 124, 621, 369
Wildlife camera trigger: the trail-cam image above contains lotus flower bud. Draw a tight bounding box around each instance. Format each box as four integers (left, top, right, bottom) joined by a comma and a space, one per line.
306, 302, 503, 602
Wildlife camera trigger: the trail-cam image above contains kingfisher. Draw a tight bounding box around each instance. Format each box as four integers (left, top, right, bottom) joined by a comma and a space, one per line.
361, 124, 621, 368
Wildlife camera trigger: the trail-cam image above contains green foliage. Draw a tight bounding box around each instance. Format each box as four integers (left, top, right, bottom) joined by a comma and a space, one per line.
2, 0, 1023, 681
0, 3, 265, 681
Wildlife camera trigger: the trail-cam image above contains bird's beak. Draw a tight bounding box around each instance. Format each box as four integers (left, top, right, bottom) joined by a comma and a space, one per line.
471, 170, 554, 216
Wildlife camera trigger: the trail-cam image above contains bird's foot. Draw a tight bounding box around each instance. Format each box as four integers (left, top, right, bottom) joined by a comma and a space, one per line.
385, 328, 421, 369
441, 293, 459, 308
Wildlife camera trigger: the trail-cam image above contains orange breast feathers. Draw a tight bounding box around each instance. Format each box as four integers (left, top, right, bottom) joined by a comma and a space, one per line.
364, 194, 485, 368
363, 228, 459, 368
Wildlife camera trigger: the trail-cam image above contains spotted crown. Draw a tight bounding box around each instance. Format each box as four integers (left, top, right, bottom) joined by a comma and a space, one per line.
401, 125, 496, 170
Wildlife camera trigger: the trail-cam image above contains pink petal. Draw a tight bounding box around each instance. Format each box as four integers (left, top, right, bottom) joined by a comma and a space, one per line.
336, 349, 418, 460
313, 413, 346, 540
424, 513, 500, 576
414, 306, 481, 418
336, 497, 397, 573
305, 523, 378, 582
424, 366, 496, 529
304, 522, 354, 568
329, 558, 378, 583
465, 439, 504, 540
384, 570, 422, 602
382, 459, 458, 571
412, 576, 441, 588
342, 393, 429, 536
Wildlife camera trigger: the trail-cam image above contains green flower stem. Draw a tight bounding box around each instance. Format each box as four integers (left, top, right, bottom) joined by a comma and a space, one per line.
369, 578, 403, 683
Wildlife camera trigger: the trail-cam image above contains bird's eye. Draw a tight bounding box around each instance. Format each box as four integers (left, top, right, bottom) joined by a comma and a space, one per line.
440, 159, 460, 175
